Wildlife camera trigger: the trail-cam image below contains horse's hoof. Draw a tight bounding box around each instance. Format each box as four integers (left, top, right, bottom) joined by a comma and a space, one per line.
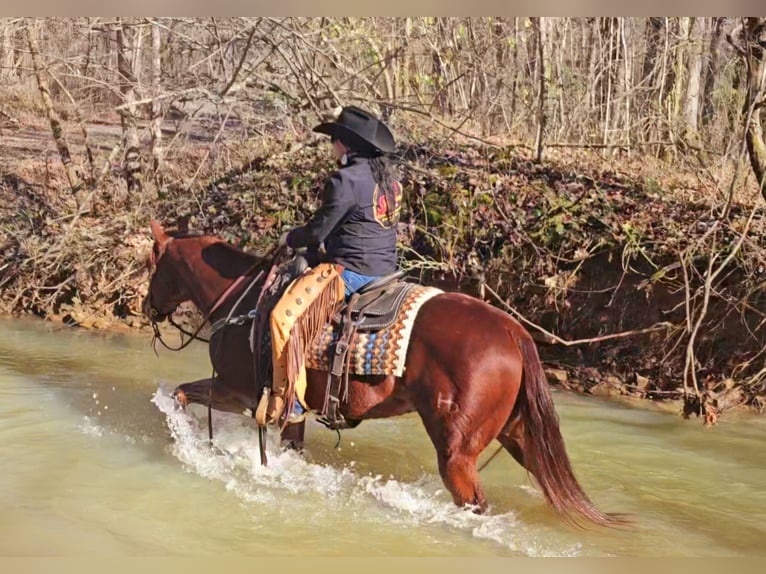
281, 440, 304, 453
173, 389, 188, 410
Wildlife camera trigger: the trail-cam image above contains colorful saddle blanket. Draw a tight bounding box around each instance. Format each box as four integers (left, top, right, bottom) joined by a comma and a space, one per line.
305, 284, 443, 377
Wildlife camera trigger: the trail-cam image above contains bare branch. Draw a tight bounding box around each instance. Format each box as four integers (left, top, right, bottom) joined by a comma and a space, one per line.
483, 282, 674, 347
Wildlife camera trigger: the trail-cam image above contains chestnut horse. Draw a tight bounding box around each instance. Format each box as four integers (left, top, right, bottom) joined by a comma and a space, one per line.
142, 220, 624, 527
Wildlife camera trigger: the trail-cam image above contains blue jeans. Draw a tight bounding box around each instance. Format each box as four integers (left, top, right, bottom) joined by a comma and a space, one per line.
341, 269, 379, 299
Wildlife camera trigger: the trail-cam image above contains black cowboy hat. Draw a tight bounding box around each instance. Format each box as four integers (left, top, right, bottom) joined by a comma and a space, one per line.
313, 106, 395, 154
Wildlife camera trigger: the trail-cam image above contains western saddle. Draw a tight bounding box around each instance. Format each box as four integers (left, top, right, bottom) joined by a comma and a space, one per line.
319, 269, 414, 429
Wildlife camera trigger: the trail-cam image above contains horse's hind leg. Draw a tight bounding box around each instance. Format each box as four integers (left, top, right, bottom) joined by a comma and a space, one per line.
436, 445, 487, 512
496, 411, 527, 470
421, 407, 506, 513
434, 411, 528, 513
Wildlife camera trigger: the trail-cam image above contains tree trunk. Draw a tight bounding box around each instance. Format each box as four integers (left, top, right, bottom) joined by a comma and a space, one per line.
430, 19, 449, 115
684, 17, 705, 142
702, 17, 725, 127
26, 22, 81, 197
533, 17, 546, 162
489, 17, 507, 134
642, 17, 663, 81
603, 18, 615, 147
553, 19, 566, 138
663, 18, 689, 152
728, 18, 766, 197
612, 17, 633, 149
586, 18, 599, 112
1, 20, 16, 82
117, 18, 143, 193
399, 17, 412, 100
641, 18, 664, 148
510, 17, 519, 121
150, 18, 163, 185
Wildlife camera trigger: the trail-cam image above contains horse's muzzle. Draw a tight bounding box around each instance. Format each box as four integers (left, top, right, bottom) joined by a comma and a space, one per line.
141, 295, 167, 322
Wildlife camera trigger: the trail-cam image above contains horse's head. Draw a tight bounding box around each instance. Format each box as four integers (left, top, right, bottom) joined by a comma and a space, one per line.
142, 220, 270, 326
141, 220, 191, 323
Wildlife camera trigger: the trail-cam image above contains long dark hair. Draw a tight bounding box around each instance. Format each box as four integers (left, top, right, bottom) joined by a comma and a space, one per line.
370, 155, 399, 224
343, 139, 400, 225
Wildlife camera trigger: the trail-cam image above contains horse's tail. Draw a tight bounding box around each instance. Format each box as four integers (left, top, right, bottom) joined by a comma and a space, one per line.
515, 330, 629, 528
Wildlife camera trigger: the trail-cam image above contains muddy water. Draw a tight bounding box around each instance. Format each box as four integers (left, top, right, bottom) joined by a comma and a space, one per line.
1, 316, 765, 556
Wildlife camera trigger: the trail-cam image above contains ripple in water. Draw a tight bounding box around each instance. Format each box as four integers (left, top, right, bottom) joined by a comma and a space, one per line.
150, 385, 582, 557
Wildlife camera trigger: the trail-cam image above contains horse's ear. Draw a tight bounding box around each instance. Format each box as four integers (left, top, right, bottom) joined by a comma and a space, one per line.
150, 220, 169, 245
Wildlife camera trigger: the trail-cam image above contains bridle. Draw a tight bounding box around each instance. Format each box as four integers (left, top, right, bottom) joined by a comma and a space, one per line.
147, 241, 281, 354
148, 269, 260, 354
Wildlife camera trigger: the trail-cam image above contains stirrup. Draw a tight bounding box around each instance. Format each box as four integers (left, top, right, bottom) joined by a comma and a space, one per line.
286, 411, 307, 424
254, 387, 271, 426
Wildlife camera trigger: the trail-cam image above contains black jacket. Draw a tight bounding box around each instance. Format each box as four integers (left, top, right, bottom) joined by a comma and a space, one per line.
286, 156, 401, 276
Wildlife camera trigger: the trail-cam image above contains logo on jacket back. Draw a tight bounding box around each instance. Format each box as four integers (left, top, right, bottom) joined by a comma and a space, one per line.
373, 181, 403, 229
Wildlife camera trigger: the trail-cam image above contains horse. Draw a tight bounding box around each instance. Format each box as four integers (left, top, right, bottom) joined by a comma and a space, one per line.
141, 220, 626, 528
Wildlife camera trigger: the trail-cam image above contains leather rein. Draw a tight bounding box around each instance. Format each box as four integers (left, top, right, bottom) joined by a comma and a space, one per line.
148, 242, 279, 354
149, 270, 261, 353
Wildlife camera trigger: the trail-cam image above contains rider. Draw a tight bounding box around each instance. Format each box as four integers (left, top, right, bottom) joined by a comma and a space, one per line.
261, 105, 403, 427
280, 105, 402, 296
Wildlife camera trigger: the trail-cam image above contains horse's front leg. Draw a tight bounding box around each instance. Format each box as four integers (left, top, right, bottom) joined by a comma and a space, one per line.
173, 377, 253, 415
172, 378, 210, 410
280, 420, 306, 451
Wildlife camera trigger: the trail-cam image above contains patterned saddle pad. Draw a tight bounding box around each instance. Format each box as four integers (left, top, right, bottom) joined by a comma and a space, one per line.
305, 285, 442, 377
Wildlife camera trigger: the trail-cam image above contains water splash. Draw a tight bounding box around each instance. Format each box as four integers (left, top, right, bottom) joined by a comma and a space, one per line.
78, 416, 104, 437
150, 384, 582, 556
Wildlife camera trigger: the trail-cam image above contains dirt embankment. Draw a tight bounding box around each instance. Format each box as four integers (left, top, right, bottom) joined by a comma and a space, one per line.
2, 119, 765, 422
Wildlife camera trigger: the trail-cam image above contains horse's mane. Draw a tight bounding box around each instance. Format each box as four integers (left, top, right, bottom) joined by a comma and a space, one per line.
189, 233, 272, 280
164, 229, 259, 258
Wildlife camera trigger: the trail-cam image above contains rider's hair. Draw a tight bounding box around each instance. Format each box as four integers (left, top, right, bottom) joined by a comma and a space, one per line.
342, 138, 399, 224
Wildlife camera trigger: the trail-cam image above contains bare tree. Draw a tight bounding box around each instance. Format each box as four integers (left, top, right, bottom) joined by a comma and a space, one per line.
727, 17, 766, 198
1, 17, 760, 174
532, 17, 546, 162
1, 19, 18, 82
116, 17, 143, 193
702, 17, 726, 127
669, 18, 690, 148
149, 18, 163, 184
684, 17, 706, 143
26, 20, 81, 197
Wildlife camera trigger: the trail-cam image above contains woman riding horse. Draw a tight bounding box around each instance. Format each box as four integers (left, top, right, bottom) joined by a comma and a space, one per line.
266, 106, 404, 427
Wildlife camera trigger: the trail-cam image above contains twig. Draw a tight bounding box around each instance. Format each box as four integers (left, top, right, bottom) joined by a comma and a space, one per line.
482, 282, 674, 346
219, 24, 257, 97
46, 69, 96, 185
185, 106, 233, 195
681, 200, 762, 404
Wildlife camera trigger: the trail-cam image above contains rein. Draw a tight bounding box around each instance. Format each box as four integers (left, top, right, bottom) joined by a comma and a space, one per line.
149, 247, 278, 354
168, 317, 211, 344
150, 269, 263, 353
